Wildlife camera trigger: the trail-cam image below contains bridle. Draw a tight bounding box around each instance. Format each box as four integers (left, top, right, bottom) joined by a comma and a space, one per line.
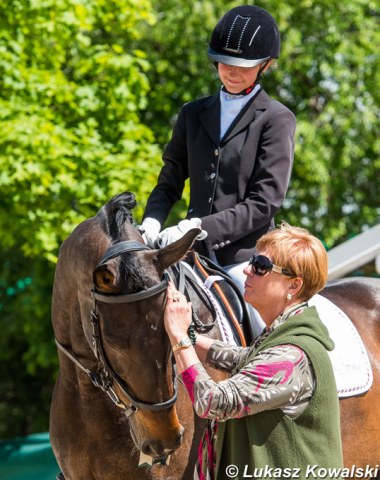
55, 240, 176, 417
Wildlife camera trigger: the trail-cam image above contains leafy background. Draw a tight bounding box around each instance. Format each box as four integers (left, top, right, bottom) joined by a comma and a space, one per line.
0, 0, 379, 437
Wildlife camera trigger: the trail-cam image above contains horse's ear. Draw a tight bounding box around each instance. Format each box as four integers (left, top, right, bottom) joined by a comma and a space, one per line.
93, 263, 118, 292
157, 228, 200, 270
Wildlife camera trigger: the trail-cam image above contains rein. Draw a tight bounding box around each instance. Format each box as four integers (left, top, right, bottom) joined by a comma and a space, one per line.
55, 240, 176, 417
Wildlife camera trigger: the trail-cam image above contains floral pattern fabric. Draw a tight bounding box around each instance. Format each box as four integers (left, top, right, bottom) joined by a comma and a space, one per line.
180, 306, 315, 421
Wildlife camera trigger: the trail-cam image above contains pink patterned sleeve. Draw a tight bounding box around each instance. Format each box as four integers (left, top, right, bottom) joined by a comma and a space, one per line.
179, 344, 315, 421
206, 340, 251, 373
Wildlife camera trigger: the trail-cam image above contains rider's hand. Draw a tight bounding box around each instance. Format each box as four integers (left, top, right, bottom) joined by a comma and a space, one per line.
157, 218, 208, 247
139, 217, 161, 247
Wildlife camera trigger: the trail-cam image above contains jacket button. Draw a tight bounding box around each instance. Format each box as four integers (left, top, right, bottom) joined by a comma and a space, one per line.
208, 197, 212, 203
214, 149, 219, 156
225, 240, 231, 245
210, 173, 216, 180
219, 242, 225, 248
214, 244, 219, 250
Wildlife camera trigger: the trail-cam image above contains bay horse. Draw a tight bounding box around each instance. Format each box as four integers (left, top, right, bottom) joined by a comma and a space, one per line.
321, 278, 380, 472
50, 192, 380, 479
50, 192, 225, 480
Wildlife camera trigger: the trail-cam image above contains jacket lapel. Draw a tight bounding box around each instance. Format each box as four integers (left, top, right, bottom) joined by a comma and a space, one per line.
198, 94, 221, 146
198, 89, 271, 146
221, 89, 270, 144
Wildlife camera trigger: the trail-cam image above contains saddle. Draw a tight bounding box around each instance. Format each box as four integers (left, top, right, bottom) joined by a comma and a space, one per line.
182, 252, 252, 346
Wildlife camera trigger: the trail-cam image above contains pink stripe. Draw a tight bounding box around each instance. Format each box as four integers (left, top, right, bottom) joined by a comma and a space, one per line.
246, 348, 305, 392
199, 392, 213, 418
180, 365, 199, 403
197, 436, 205, 480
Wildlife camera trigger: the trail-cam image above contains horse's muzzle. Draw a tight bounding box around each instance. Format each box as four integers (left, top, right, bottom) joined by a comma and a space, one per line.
141, 424, 184, 458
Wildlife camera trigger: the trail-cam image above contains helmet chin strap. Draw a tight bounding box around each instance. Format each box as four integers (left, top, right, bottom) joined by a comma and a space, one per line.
254, 60, 270, 83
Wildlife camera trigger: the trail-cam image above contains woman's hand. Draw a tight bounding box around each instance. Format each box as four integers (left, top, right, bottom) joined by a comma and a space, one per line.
164, 282, 192, 342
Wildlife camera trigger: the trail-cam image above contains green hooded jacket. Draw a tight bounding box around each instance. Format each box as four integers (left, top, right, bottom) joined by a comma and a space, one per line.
215, 306, 344, 480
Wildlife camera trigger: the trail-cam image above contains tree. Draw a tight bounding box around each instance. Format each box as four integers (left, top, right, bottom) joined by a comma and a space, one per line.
0, 0, 161, 436
272, 0, 380, 244
0, 0, 160, 260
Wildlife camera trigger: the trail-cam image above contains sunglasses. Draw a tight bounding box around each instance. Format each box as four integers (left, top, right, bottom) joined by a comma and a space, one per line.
248, 255, 295, 277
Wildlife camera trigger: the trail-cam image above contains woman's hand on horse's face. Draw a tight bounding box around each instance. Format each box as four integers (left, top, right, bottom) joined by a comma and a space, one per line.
164, 283, 192, 340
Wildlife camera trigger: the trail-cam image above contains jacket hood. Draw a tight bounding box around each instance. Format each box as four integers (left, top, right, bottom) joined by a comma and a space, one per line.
268, 306, 335, 352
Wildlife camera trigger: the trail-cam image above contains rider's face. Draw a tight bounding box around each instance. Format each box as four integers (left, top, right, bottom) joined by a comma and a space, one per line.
218, 62, 270, 93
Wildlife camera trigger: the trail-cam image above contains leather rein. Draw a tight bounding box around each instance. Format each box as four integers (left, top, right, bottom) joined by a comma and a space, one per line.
55, 240, 176, 417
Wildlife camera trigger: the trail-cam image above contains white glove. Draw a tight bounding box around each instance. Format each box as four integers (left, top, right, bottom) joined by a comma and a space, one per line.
157, 218, 208, 248
139, 217, 161, 247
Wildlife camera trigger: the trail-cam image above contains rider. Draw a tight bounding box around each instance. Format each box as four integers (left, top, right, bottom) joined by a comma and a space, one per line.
141, 5, 296, 338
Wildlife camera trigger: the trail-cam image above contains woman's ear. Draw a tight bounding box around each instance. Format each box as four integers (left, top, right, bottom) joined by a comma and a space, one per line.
288, 277, 303, 298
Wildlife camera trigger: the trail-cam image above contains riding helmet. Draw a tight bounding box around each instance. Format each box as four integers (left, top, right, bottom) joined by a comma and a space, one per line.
208, 5, 280, 67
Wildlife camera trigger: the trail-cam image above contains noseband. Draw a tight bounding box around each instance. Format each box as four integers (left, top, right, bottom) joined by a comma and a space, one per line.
55, 240, 176, 417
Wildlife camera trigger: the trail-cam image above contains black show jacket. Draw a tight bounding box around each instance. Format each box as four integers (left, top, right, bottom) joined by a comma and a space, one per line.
143, 89, 296, 266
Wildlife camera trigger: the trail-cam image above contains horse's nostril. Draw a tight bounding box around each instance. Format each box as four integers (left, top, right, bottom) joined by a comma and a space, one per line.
142, 440, 164, 457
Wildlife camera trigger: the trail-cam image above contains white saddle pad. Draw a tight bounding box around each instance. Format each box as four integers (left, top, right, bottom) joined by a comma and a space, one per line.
309, 294, 373, 398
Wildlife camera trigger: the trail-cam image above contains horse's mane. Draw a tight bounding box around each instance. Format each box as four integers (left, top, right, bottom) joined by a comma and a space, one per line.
106, 191, 137, 242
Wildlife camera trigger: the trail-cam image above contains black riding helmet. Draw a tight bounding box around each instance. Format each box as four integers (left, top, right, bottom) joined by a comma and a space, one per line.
208, 5, 280, 67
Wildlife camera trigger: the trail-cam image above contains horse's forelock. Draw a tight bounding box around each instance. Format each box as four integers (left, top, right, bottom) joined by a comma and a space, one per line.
111, 192, 137, 215
107, 192, 137, 241
120, 255, 152, 293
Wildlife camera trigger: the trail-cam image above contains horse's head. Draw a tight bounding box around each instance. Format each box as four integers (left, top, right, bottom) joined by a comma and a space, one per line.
91, 212, 201, 459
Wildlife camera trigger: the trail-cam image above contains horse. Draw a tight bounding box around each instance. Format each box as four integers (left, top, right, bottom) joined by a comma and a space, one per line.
50, 191, 226, 480
50, 192, 380, 479
321, 278, 380, 471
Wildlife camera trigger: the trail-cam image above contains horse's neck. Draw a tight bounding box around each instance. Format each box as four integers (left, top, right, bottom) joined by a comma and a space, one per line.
120, 223, 141, 242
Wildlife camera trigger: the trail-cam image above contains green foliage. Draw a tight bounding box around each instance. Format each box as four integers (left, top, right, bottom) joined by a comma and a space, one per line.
271, 0, 380, 246
0, 0, 160, 261
0, 257, 56, 437
0, 0, 379, 437
0, 0, 160, 436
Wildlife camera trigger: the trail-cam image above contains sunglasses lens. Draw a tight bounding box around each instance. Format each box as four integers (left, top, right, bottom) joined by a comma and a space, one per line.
249, 255, 273, 276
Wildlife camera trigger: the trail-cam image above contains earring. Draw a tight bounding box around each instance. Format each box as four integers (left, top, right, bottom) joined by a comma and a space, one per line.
286, 293, 292, 301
